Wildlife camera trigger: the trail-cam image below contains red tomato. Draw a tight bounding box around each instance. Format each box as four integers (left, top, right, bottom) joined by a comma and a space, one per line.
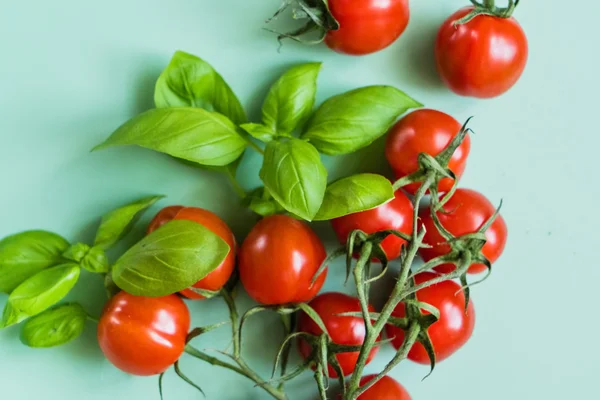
239, 215, 327, 305
147, 206, 237, 299
331, 189, 413, 260
435, 7, 528, 98
325, 0, 410, 55
146, 205, 184, 234
336, 375, 411, 400
386, 273, 475, 364
420, 188, 507, 274
97, 292, 190, 376
297, 292, 379, 377
385, 109, 471, 195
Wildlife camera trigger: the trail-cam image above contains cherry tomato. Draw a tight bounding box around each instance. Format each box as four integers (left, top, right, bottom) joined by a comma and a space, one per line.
337, 375, 412, 400
147, 206, 237, 299
325, 0, 410, 55
386, 273, 475, 364
239, 215, 327, 305
331, 189, 413, 260
146, 205, 184, 234
420, 188, 507, 274
297, 292, 379, 377
97, 292, 190, 376
385, 109, 471, 195
435, 7, 528, 98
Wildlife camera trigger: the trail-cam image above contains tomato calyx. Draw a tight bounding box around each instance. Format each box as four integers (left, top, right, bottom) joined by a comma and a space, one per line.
409, 201, 503, 309
264, 0, 340, 46
454, 0, 521, 25
313, 229, 415, 288
392, 118, 473, 210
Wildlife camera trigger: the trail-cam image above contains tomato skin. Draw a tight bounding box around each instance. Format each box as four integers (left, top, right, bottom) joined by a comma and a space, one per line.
386, 109, 470, 195
386, 273, 475, 364
336, 375, 411, 400
97, 292, 190, 376
330, 189, 413, 260
146, 205, 184, 234
239, 215, 327, 305
435, 7, 528, 98
147, 206, 237, 299
419, 188, 507, 274
325, 0, 410, 55
297, 292, 379, 377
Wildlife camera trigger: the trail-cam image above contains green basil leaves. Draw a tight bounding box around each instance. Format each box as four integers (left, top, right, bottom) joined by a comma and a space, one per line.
94, 107, 247, 167
21, 303, 88, 348
303, 86, 422, 155
94, 195, 164, 250
0, 264, 81, 328
0, 231, 70, 293
260, 138, 327, 221
314, 174, 395, 221
155, 50, 247, 124
262, 63, 321, 134
111, 220, 230, 297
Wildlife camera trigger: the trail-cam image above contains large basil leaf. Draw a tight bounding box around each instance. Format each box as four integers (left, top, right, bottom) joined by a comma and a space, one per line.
0, 231, 70, 293
21, 303, 87, 348
262, 63, 321, 134
93, 107, 247, 167
155, 50, 247, 124
259, 138, 327, 221
314, 174, 395, 221
302, 86, 422, 155
0, 264, 80, 328
111, 220, 230, 297
94, 195, 164, 250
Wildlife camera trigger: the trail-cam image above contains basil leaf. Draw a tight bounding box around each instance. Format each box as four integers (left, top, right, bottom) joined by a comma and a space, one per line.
262, 63, 321, 134
314, 174, 395, 221
21, 303, 87, 348
259, 138, 327, 221
111, 220, 230, 297
93, 108, 247, 167
240, 123, 276, 143
302, 86, 422, 155
155, 50, 247, 124
0, 264, 80, 328
0, 231, 70, 293
81, 247, 109, 273
243, 187, 284, 217
94, 195, 165, 250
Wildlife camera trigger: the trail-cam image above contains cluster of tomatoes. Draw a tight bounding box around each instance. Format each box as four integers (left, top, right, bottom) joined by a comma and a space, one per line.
96, 107, 508, 398
318, 0, 528, 98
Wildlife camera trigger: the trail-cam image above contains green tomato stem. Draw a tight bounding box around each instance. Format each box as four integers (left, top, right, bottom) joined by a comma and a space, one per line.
345, 173, 435, 399
278, 312, 294, 390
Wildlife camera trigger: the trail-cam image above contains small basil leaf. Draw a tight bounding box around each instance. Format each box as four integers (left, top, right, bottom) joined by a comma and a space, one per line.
63, 242, 90, 263
93, 108, 247, 167
155, 50, 247, 124
0, 231, 70, 293
21, 303, 87, 348
111, 220, 230, 297
259, 138, 327, 221
262, 63, 321, 134
314, 174, 395, 221
80, 247, 109, 274
94, 195, 165, 250
243, 187, 284, 217
302, 86, 422, 155
240, 123, 276, 143
0, 264, 80, 328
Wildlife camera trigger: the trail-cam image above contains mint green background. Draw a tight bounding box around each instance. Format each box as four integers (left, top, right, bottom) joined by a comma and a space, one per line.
0, 1, 594, 399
